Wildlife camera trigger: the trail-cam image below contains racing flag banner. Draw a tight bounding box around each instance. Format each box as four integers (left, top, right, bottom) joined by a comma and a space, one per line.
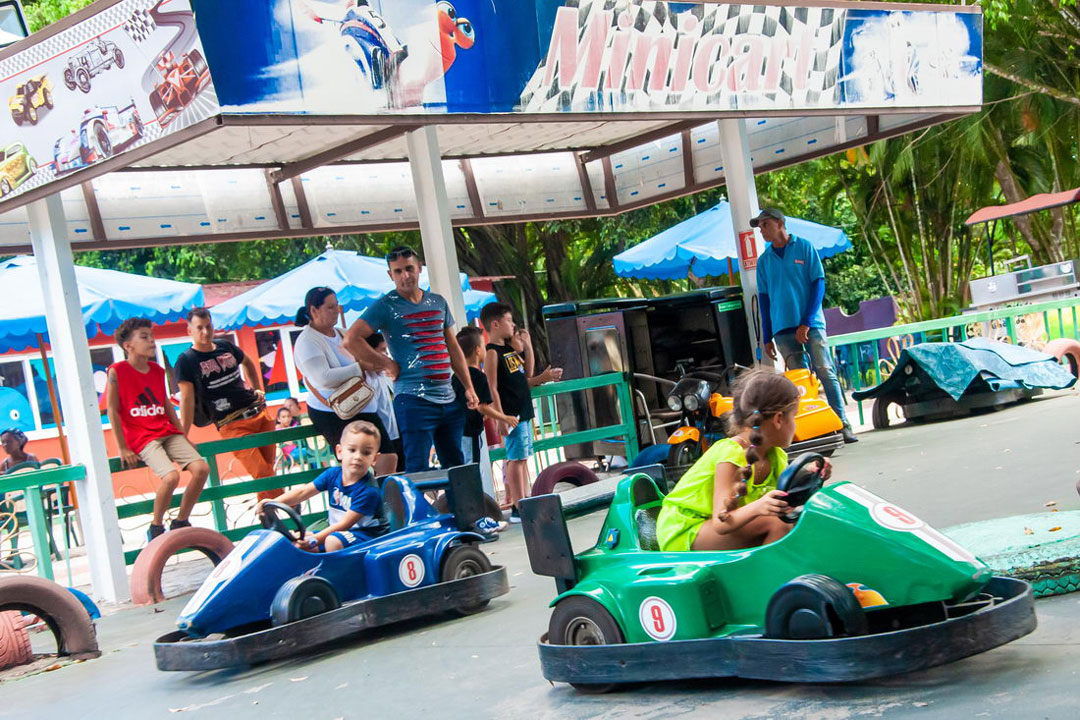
0, 0, 218, 204
200, 0, 982, 117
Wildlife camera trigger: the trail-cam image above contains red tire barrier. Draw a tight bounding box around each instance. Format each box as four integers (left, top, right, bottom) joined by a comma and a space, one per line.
0, 575, 99, 659
0, 610, 33, 670
531, 461, 600, 497
130, 527, 234, 606
1044, 338, 1080, 378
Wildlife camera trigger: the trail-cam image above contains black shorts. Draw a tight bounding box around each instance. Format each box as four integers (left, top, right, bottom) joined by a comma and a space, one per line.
308, 408, 394, 454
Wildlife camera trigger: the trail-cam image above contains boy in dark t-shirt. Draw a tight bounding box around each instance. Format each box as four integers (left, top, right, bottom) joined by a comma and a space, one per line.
260, 420, 388, 551
453, 327, 517, 530
480, 303, 561, 523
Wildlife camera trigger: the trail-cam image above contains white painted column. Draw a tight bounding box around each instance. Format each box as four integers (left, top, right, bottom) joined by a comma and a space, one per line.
716, 118, 770, 366
28, 194, 128, 603
406, 126, 467, 328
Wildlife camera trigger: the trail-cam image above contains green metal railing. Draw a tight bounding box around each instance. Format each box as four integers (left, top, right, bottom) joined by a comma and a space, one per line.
828, 296, 1080, 420
488, 372, 639, 464
0, 464, 86, 582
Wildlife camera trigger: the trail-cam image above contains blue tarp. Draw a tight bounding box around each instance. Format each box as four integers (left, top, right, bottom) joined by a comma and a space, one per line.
613, 201, 851, 280
852, 338, 1077, 402
0, 256, 204, 353
212, 250, 496, 330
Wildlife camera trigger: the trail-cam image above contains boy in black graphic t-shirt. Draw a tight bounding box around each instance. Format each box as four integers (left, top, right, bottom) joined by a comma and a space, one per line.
480, 303, 561, 523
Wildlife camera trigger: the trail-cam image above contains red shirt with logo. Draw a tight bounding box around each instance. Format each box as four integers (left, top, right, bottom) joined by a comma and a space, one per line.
110, 360, 180, 453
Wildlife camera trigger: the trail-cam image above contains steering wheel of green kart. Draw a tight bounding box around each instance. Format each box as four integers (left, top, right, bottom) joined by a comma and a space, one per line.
775, 452, 827, 524
259, 501, 307, 543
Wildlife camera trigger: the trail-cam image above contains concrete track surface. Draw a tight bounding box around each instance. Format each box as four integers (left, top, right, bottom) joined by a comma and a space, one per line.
4, 392, 1080, 720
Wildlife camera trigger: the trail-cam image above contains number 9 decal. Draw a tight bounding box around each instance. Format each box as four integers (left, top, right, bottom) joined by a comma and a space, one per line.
399, 553, 425, 588
638, 596, 676, 641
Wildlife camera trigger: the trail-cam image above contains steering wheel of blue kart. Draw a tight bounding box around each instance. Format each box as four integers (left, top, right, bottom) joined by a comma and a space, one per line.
259, 501, 307, 543
775, 452, 827, 524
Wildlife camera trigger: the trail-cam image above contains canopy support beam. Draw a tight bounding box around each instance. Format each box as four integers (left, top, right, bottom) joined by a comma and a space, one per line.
716, 119, 768, 366
270, 126, 416, 184
407, 127, 468, 328
28, 194, 128, 603
574, 152, 597, 213
581, 120, 700, 164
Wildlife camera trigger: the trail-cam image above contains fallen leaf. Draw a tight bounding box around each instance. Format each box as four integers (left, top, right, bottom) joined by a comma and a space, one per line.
290, 676, 309, 683
153, 608, 165, 614
1024, 527, 1034, 535
1049, 526, 1062, 532
1045, 500, 1057, 507
43, 663, 62, 672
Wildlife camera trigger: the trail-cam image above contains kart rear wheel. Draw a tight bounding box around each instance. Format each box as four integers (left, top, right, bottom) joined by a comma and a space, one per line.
871, 393, 905, 430
441, 545, 492, 616
188, 49, 208, 81
25, 104, 36, 125
42, 88, 53, 109
765, 574, 868, 640
270, 576, 340, 627
63, 69, 76, 91
549, 596, 624, 694
113, 48, 125, 69
667, 439, 700, 474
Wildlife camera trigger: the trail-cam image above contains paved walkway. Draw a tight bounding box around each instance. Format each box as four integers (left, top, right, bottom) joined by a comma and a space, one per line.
4, 391, 1079, 720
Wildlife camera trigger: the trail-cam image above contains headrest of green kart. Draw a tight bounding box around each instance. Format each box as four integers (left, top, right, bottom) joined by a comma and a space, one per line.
631, 473, 664, 508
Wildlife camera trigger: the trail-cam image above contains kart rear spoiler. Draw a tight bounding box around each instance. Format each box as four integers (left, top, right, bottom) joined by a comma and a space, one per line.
520, 493, 577, 593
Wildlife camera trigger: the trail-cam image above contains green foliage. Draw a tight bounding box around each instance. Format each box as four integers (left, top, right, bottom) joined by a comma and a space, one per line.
22, 0, 96, 32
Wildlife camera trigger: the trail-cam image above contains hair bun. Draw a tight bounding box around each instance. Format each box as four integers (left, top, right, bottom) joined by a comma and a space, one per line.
294, 306, 311, 327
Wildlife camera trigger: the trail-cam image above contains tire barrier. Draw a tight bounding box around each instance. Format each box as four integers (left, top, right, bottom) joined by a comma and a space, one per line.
0, 575, 99, 659
1044, 338, 1080, 378
432, 492, 504, 521
0, 610, 33, 670
130, 526, 234, 606
531, 461, 600, 497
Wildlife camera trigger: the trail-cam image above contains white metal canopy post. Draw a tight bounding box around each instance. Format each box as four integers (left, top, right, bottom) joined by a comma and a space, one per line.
406, 126, 468, 328
716, 118, 769, 367
28, 194, 128, 603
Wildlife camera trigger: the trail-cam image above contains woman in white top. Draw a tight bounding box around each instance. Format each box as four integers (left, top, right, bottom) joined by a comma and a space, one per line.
292, 287, 397, 475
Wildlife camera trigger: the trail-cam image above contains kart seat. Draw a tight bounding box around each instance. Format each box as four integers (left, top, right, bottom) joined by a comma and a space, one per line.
380, 476, 438, 532
631, 474, 664, 551
634, 507, 661, 551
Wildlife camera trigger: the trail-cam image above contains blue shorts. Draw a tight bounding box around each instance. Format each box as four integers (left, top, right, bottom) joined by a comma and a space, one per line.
325, 530, 371, 549
504, 419, 533, 461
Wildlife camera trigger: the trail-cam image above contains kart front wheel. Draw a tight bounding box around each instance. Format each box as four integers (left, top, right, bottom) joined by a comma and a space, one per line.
765, 574, 868, 640
441, 544, 492, 617
270, 576, 341, 627
667, 439, 700, 473
549, 596, 624, 694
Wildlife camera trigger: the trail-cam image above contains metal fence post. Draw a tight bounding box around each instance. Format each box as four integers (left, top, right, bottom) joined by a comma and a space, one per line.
616, 374, 640, 462
23, 486, 53, 581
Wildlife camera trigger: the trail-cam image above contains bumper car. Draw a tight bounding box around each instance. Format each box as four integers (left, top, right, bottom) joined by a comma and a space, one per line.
154, 464, 508, 671
520, 454, 1036, 692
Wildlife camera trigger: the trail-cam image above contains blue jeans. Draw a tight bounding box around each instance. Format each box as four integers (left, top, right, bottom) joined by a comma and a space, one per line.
394, 393, 465, 472
773, 328, 849, 424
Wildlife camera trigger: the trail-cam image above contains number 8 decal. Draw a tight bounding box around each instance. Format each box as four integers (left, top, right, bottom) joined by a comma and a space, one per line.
639, 597, 676, 641
399, 553, 425, 588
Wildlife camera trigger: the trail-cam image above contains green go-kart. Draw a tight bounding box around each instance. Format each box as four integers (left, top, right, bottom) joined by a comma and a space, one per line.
520, 454, 1036, 692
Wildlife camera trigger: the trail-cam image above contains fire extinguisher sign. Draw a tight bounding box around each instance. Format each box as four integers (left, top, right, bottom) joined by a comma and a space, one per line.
738, 230, 759, 271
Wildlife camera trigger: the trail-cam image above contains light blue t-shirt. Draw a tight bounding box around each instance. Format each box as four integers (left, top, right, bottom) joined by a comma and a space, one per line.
756, 234, 826, 333
361, 290, 455, 404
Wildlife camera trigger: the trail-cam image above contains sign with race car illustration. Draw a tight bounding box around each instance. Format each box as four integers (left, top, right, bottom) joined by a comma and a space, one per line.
0, 0, 217, 202
199, 0, 982, 116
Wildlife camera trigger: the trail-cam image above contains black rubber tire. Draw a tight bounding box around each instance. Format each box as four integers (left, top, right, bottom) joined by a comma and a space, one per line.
149, 88, 167, 122
25, 104, 36, 125
0, 575, 99, 658
432, 492, 504, 522
113, 48, 125, 69
75, 68, 90, 93
270, 576, 341, 627
666, 439, 700, 472
0, 610, 32, 669
549, 596, 625, 693
871, 394, 904, 430
93, 121, 112, 158
188, 49, 207, 79
531, 461, 600, 497
441, 545, 492, 616
1, 178, 12, 196
765, 574, 868, 640
63, 69, 76, 91
43, 88, 53, 109
10, 109, 21, 126
129, 526, 234, 605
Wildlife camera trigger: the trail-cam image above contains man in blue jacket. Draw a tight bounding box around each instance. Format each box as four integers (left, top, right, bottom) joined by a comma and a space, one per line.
752, 208, 858, 443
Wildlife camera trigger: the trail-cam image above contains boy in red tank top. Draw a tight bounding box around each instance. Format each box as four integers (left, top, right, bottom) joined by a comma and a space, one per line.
106, 318, 209, 542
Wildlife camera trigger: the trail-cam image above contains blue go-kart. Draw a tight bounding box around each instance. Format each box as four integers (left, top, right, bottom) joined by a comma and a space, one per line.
154, 465, 508, 671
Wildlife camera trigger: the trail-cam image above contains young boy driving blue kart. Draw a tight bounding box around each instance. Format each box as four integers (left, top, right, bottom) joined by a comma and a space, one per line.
657, 370, 832, 552
258, 420, 388, 552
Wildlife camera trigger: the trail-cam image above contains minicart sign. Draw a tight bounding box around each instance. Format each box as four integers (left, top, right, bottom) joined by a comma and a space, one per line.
0, 0, 218, 204
201, 0, 982, 116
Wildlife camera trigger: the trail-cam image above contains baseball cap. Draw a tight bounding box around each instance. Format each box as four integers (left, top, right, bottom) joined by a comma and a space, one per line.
749, 208, 786, 227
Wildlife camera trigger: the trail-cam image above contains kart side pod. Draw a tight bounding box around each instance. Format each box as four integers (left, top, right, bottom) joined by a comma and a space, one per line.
520, 494, 577, 593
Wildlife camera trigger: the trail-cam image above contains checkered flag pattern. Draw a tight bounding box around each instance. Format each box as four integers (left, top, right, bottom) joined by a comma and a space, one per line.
519, 1, 847, 113
123, 7, 156, 44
